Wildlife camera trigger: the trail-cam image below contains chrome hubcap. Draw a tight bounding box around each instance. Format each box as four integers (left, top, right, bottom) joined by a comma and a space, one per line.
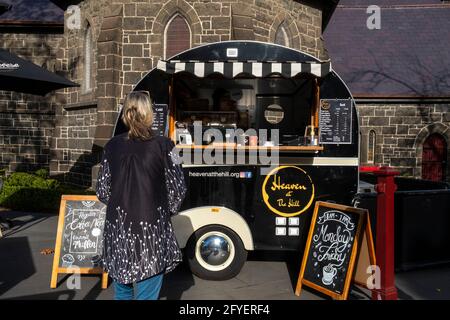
195, 231, 235, 271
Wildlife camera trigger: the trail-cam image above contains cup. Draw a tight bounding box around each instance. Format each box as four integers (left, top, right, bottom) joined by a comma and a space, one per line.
237, 134, 249, 146
310, 136, 318, 146
249, 135, 258, 147
322, 264, 337, 285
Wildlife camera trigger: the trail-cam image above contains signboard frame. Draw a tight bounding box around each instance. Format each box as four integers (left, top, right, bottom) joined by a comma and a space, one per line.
295, 201, 371, 300
50, 195, 108, 289
152, 103, 169, 137
318, 98, 353, 145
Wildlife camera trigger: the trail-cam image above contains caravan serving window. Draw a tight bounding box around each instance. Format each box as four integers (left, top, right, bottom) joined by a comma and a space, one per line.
172, 72, 321, 150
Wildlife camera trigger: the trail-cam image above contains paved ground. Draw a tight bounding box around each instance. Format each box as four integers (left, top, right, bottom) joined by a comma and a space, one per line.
0, 210, 449, 300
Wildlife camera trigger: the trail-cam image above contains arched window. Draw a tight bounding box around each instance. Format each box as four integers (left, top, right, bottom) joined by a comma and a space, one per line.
274, 25, 289, 47
83, 24, 93, 93
368, 130, 376, 164
422, 133, 447, 181
164, 14, 191, 59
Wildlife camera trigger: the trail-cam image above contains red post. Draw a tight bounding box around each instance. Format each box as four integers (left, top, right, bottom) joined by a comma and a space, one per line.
372, 166, 399, 300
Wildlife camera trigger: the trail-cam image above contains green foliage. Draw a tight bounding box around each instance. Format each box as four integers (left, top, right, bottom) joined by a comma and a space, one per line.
34, 168, 49, 179
0, 171, 95, 213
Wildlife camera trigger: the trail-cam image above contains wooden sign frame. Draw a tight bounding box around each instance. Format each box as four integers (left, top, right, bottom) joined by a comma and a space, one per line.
353, 214, 376, 288
295, 201, 373, 300
50, 195, 108, 289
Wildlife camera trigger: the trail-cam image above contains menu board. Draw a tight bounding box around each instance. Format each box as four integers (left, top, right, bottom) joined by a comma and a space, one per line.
51, 195, 108, 289
152, 103, 169, 136
319, 99, 352, 144
295, 201, 367, 300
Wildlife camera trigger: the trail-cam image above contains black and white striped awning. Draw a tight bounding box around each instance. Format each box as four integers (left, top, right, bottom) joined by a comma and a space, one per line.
156, 60, 332, 78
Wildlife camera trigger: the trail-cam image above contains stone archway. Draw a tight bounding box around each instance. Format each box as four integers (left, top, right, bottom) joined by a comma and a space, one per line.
268, 12, 300, 50
151, 0, 202, 59
414, 122, 450, 181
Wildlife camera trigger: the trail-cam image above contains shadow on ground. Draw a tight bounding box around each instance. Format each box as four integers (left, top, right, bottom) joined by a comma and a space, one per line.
0, 236, 36, 297
159, 260, 195, 300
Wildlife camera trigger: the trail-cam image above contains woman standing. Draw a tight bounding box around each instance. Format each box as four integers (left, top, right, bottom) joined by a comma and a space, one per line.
96, 91, 186, 300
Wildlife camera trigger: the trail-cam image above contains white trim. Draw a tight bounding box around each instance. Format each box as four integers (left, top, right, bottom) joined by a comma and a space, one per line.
213, 62, 224, 74
83, 24, 92, 93
172, 206, 254, 250
252, 62, 262, 77
134, 40, 331, 90
271, 62, 282, 74
157, 60, 166, 72
174, 62, 185, 73
232, 62, 243, 77
311, 63, 321, 77
291, 63, 302, 76
368, 130, 376, 164
194, 62, 204, 77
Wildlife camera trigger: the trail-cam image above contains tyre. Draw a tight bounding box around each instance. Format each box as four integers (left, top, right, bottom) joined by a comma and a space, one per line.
185, 225, 248, 280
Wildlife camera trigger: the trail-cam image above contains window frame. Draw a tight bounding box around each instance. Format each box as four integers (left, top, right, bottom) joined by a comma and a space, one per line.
83, 24, 93, 94
164, 14, 192, 60
367, 130, 376, 164
274, 24, 290, 47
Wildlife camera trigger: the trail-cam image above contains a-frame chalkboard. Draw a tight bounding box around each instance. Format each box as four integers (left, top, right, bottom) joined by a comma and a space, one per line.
50, 195, 108, 289
295, 201, 375, 300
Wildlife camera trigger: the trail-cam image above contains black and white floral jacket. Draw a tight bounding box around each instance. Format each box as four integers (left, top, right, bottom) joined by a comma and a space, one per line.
96, 133, 186, 284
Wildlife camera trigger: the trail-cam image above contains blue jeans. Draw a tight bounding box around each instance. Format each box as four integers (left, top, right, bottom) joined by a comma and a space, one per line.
114, 273, 164, 300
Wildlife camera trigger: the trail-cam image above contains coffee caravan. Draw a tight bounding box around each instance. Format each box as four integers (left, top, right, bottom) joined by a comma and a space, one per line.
113, 41, 359, 280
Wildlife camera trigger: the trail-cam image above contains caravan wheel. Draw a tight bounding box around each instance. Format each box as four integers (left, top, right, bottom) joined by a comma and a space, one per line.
186, 225, 247, 280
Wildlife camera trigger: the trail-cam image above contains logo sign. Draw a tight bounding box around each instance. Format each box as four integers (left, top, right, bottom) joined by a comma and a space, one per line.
262, 166, 315, 217
0, 62, 19, 72
226, 48, 238, 58
320, 100, 330, 111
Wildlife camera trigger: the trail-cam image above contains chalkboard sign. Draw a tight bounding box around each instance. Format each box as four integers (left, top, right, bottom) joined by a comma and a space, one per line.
319, 99, 352, 144
295, 201, 370, 300
152, 103, 169, 136
51, 195, 108, 289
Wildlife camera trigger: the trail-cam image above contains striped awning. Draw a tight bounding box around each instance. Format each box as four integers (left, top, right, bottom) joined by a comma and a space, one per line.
156, 60, 332, 78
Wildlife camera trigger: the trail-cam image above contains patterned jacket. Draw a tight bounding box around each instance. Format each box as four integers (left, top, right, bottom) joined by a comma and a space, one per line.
96, 133, 186, 284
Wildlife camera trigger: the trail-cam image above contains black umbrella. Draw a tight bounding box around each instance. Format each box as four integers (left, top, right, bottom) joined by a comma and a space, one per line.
0, 48, 79, 95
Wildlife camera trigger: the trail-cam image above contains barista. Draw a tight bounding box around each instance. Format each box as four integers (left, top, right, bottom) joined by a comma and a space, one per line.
213, 88, 251, 129
213, 88, 237, 112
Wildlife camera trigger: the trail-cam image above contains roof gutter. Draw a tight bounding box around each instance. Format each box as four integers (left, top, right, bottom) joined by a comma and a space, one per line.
354, 97, 450, 104
0, 20, 64, 33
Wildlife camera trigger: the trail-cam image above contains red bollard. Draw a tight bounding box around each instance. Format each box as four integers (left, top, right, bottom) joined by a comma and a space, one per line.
372, 166, 399, 300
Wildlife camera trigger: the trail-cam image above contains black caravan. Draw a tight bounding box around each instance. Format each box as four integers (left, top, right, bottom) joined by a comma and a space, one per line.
114, 41, 359, 280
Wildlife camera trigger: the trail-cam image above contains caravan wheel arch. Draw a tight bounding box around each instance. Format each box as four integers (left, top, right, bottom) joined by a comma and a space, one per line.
171, 206, 254, 250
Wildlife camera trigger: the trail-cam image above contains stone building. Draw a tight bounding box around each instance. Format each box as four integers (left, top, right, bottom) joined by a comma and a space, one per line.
0, 0, 64, 175
324, 0, 450, 182
0, 0, 338, 187
42, 0, 336, 187
1, 0, 448, 187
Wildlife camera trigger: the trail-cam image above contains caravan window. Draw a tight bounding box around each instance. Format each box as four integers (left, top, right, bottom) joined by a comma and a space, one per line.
173, 73, 318, 147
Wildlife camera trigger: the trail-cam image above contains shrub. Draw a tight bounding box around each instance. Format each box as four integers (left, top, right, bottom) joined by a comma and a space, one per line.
0, 171, 95, 213
34, 168, 49, 179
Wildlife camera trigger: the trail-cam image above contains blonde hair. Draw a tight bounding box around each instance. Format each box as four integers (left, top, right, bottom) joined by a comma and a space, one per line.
122, 91, 154, 140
